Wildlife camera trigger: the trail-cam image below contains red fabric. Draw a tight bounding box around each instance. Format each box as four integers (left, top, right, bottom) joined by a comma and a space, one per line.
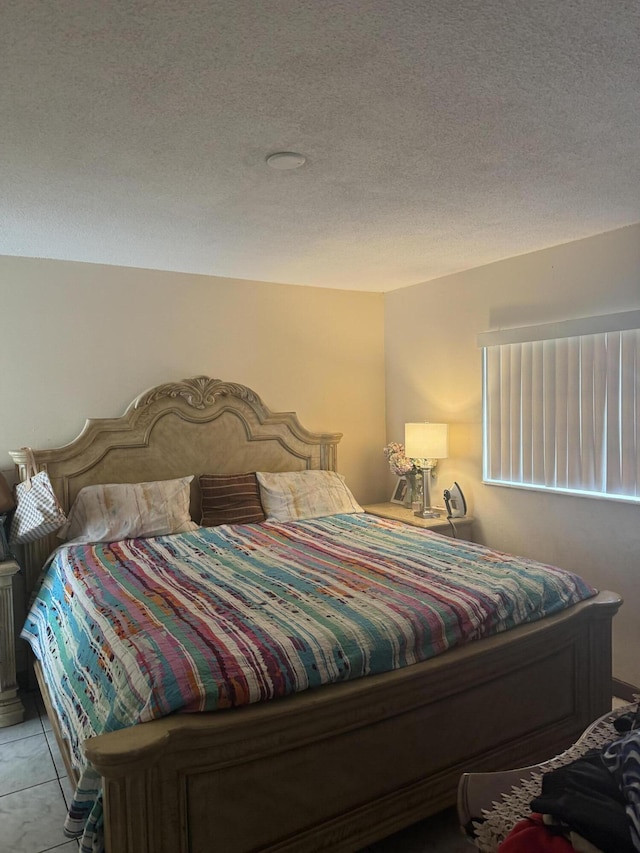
498, 813, 574, 852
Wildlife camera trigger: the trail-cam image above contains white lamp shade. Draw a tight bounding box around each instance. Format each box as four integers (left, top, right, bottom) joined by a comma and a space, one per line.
404, 423, 449, 459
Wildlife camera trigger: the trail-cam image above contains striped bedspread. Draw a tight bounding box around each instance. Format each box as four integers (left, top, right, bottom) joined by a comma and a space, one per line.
22, 513, 595, 849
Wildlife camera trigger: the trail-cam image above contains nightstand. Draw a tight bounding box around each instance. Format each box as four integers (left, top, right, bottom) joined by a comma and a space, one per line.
363, 502, 474, 540
0, 558, 25, 727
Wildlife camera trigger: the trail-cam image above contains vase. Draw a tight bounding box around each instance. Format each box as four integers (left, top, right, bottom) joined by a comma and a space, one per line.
404, 472, 419, 508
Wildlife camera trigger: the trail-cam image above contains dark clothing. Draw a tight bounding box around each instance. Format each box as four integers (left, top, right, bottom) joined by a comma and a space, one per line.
529, 752, 634, 853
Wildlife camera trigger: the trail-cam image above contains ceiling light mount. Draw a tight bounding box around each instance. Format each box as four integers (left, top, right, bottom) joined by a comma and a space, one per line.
266, 151, 307, 170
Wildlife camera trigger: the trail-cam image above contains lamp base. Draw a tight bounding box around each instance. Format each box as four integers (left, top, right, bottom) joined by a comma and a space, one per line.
415, 466, 441, 518
414, 507, 442, 518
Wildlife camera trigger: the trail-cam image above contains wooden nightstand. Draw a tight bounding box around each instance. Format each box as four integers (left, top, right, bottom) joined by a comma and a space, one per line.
0, 558, 25, 727
363, 502, 474, 540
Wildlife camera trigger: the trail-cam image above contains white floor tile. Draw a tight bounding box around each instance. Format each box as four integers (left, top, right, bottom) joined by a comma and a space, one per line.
0, 732, 57, 796
58, 775, 75, 810
0, 694, 43, 746
0, 778, 69, 853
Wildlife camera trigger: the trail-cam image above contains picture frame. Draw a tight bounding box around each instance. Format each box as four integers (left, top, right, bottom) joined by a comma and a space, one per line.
390, 478, 407, 505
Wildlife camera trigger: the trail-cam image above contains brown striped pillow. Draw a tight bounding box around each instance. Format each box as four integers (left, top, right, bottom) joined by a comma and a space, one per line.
199, 473, 266, 527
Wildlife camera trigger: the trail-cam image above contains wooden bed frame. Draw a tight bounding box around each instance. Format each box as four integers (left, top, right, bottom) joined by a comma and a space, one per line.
11, 376, 621, 853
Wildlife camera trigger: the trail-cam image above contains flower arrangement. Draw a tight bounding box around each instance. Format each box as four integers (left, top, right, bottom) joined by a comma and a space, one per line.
383, 442, 426, 476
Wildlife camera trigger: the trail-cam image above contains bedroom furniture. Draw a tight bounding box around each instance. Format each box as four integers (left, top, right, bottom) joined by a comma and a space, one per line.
363, 501, 474, 539
404, 422, 449, 517
457, 702, 637, 851
0, 557, 25, 727
10, 375, 620, 853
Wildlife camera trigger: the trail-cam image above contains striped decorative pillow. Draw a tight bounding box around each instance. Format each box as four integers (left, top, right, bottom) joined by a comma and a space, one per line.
199, 473, 266, 527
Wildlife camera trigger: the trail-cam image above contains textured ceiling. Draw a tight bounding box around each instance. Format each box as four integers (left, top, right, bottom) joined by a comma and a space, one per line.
2, 1, 640, 292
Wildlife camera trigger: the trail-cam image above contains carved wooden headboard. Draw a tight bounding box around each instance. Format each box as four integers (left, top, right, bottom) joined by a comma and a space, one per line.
10, 376, 342, 594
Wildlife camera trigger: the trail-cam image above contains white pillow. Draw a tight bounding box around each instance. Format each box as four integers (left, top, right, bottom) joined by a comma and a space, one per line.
58, 476, 198, 544
256, 470, 363, 522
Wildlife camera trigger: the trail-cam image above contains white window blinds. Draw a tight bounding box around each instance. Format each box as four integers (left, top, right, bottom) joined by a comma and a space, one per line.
480, 311, 640, 502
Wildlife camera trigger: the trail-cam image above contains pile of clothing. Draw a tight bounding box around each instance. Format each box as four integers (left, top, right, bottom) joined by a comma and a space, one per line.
499, 712, 640, 853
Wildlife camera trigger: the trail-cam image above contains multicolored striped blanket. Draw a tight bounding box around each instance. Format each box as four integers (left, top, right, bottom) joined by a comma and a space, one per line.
22, 513, 596, 850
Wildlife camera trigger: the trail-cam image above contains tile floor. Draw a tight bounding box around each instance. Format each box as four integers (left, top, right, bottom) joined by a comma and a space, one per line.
0, 691, 77, 853
0, 694, 629, 853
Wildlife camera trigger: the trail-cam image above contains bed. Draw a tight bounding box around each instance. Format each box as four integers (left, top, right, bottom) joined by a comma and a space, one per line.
11, 375, 621, 853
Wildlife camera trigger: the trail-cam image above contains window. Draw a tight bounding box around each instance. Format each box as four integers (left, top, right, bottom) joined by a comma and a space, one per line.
479, 310, 640, 503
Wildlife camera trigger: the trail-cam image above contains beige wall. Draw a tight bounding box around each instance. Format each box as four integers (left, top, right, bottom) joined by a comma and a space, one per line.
384, 223, 640, 686
0, 256, 387, 504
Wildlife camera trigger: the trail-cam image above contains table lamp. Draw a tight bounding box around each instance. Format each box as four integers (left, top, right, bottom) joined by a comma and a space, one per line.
404, 422, 449, 518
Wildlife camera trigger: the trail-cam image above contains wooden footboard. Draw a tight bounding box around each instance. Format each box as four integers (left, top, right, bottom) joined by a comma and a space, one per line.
71, 590, 620, 853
